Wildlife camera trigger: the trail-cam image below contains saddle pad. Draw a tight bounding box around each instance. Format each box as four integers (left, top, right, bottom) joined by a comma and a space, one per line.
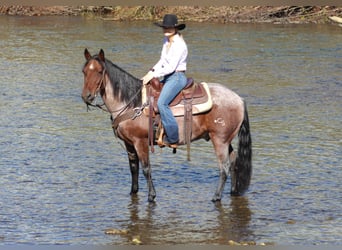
143, 82, 212, 117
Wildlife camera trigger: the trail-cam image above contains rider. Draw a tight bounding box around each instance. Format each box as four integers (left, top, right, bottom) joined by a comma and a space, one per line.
142, 14, 188, 147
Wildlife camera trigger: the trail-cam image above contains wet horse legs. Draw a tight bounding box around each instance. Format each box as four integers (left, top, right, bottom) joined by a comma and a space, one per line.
126, 144, 139, 195
212, 144, 236, 202
126, 142, 156, 202
212, 169, 228, 202
142, 162, 156, 202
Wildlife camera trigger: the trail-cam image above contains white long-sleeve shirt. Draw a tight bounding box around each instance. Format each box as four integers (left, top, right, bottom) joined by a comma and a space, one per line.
152, 33, 188, 78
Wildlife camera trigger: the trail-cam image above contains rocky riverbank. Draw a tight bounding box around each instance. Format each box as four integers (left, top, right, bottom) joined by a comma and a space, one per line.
0, 6, 341, 24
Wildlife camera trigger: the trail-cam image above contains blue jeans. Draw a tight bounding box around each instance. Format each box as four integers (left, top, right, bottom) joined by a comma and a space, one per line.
157, 72, 187, 143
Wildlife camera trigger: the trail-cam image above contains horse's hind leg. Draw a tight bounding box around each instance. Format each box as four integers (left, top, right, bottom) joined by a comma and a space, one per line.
228, 144, 237, 193
229, 144, 236, 166
142, 161, 156, 202
212, 167, 228, 202
211, 140, 230, 202
125, 143, 139, 195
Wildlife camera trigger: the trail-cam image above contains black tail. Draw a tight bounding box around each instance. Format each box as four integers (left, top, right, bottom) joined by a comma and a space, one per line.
231, 101, 252, 196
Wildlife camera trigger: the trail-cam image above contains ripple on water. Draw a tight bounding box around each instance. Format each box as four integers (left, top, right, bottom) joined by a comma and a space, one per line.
0, 17, 341, 245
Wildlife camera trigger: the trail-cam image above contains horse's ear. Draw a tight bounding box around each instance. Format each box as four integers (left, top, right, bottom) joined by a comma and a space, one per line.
99, 49, 105, 62
84, 48, 91, 61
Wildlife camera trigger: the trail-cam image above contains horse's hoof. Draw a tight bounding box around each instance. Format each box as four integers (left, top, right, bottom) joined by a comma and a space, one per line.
211, 195, 221, 202
130, 188, 139, 195
148, 194, 156, 203
148, 197, 156, 203
230, 190, 242, 196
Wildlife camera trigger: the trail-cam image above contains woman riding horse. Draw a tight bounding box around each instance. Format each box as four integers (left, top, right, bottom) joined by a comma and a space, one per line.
82, 27, 252, 202
142, 14, 188, 148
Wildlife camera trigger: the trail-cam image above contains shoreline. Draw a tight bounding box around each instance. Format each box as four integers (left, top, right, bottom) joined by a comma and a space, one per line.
0, 6, 341, 24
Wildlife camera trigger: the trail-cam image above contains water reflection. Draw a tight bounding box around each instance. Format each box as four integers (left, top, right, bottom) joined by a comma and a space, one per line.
124, 196, 156, 244
109, 195, 253, 245
214, 197, 253, 244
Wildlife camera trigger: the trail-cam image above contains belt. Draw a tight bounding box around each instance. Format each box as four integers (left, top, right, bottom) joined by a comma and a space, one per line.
165, 70, 186, 78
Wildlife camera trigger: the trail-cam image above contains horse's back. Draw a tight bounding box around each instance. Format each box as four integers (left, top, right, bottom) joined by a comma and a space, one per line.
207, 82, 244, 108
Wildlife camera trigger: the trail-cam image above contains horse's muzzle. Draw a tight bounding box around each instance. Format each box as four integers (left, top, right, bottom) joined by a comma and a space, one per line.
81, 92, 95, 105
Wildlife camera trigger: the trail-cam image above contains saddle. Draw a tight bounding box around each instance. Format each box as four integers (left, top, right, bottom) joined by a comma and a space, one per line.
142, 77, 212, 157
143, 77, 211, 116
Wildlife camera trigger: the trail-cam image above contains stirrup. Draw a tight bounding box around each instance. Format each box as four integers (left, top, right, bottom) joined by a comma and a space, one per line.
157, 138, 178, 149
161, 138, 178, 149
156, 127, 178, 149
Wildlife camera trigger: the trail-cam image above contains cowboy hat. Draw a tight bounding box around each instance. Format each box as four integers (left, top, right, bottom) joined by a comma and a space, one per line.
154, 14, 186, 30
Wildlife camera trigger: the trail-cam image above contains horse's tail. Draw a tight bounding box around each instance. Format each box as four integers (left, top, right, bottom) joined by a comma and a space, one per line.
231, 100, 252, 196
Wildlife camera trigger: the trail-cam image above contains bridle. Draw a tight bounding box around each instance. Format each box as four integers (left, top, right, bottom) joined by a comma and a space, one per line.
84, 59, 146, 133
85, 66, 107, 112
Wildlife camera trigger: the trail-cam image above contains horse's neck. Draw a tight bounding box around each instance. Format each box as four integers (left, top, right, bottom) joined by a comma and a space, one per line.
102, 75, 128, 117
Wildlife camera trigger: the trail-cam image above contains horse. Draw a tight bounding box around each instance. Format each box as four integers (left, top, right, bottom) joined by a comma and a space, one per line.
81, 48, 252, 202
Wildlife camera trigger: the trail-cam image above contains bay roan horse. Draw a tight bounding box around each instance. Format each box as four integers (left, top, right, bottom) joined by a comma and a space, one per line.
81, 48, 252, 202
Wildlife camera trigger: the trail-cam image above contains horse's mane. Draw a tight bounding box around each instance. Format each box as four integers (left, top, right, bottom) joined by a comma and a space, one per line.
97, 56, 142, 107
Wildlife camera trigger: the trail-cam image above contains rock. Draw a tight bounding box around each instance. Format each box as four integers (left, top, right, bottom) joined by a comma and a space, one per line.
104, 228, 128, 235
132, 236, 142, 244
329, 16, 342, 23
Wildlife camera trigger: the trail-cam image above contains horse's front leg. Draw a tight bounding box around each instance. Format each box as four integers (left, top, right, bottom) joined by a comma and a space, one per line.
125, 142, 139, 195
135, 141, 156, 202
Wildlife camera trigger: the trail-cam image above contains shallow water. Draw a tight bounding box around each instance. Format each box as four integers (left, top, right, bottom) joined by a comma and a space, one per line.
0, 16, 341, 245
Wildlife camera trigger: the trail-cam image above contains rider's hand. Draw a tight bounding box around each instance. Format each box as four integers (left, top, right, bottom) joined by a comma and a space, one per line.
141, 71, 154, 85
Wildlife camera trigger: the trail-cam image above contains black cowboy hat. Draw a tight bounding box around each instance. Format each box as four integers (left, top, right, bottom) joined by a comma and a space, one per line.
154, 14, 186, 30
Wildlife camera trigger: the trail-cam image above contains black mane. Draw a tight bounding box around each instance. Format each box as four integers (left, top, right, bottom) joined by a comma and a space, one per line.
94, 55, 142, 107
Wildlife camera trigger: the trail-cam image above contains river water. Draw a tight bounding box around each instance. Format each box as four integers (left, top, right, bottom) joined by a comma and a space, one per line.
0, 15, 341, 245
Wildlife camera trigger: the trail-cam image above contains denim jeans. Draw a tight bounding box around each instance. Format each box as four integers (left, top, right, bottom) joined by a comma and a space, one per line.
157, 72, 187, 143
